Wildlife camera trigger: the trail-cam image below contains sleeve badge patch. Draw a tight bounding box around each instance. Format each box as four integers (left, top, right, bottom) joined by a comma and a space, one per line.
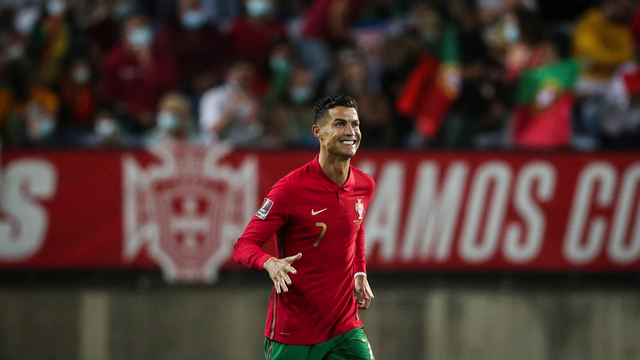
256, 198, 274, 220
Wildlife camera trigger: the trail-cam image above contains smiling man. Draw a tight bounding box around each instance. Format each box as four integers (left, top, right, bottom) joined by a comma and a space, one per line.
234, 94, 376, 360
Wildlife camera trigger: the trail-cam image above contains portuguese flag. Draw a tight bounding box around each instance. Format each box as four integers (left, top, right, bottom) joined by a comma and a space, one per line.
512, 60, 581, 148
396, 25, 461, 138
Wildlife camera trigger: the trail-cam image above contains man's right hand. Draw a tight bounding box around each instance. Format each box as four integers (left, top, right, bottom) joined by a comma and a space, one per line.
263, 253, 302, 294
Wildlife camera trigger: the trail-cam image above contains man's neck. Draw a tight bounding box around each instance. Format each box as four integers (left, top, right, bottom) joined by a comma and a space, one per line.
318, 149, 350, 186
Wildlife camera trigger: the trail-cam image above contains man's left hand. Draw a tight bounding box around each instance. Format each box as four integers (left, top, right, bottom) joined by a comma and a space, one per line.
355, 274, 374, 310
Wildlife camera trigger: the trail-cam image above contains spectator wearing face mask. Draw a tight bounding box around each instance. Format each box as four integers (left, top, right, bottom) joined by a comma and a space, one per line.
272, 66, 317, 147
156, 0, 232, 95
229, 0, 286, 95
23, 101, 59, 147
1, 0, 44, 36
88, 107, 133, 148
0, 27, 29, 70
504, 7, 558, 83
29, 0, 74, 87
86, 0, 136, 68
146, 92, 201, 147
59, 56, 96, 133
0, 61, 59, 147
199, 61, 262, 147
264, 39, 296, 104
101, 13, 177, 133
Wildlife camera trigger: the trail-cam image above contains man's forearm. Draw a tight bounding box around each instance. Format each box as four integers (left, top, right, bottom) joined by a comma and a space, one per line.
233, 237, 273, 271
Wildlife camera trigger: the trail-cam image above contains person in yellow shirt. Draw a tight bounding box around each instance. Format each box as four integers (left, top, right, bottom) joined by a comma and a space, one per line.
0, 62, 59, 147
30, 0, 72, 87
573, 0, 635, 89
571, 0, 635, 150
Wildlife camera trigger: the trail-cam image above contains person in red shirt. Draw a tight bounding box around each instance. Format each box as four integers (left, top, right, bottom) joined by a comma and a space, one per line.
101, 13, 177, 132
229, 0, 286, 95
155, 0, 231, 94
234, 94, 376, 359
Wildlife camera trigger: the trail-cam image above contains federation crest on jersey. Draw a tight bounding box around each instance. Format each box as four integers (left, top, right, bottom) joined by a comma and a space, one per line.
122, 142, 257, 282
355, 198, 364, 220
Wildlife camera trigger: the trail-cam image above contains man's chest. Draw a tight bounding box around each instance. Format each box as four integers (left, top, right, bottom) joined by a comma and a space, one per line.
284, 188, 369, 248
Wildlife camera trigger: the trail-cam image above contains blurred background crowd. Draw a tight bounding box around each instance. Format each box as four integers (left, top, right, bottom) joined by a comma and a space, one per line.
1, 0, 639, 150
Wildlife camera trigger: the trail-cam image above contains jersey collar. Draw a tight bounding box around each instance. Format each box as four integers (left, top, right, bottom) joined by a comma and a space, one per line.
312, 155, 355, 193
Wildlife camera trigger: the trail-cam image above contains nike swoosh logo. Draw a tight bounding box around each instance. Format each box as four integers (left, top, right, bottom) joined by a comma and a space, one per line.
311, 208, 327, 215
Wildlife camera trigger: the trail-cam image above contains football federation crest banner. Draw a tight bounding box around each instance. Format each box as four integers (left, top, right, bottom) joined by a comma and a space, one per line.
2, 145, 640, 282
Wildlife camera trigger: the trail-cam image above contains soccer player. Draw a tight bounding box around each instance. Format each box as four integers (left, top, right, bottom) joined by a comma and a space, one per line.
233, 94, 376, 360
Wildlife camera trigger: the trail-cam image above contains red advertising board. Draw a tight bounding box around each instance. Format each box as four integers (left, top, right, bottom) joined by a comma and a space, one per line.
1, 145, 640, 281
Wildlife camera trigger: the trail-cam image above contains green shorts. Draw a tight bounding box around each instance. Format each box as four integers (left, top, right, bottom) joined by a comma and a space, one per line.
264, 327, 375, 360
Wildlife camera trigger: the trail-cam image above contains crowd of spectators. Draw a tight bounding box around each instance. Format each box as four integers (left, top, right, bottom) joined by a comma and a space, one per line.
1, 0, 639, 150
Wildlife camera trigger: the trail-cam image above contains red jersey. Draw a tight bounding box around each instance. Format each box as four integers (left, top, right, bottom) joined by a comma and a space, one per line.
233, 156, 375, 345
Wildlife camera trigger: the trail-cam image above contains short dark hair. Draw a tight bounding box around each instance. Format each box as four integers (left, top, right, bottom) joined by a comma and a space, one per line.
313, 94, 358, 125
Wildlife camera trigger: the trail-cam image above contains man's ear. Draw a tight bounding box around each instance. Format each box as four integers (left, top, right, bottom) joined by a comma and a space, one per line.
312, 124, 322, 139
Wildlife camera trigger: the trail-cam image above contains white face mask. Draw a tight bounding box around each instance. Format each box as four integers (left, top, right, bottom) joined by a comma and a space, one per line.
46, 0, 66, 16
127, 26, 154, 49
157, 111, 180, 131
182, 10, 207, 29
504, 23, 519, 43
290, 86, 312, 104
246, 0, 273, 18
73, 66, 91, 84
95, 119, 117, 138
503, 15, 520, 43
8, 43, 25, 60
113, 1, 134, 20
37, 116, 56, 138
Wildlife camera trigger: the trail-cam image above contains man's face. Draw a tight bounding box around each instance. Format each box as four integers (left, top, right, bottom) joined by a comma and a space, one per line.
313, 106, 361, 158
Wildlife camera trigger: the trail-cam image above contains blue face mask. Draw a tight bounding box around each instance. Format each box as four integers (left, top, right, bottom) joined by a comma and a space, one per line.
128, 26, 153, 48
46, 0, 65, 16
113, 2, 134, 20
269, 56, 289, 71
246, 0, 273, 18
290, 86, 312, 104
182, 10, 207, 29
157, 111, 180, 131
504, 24, 519, 43
39, 117, 56, 138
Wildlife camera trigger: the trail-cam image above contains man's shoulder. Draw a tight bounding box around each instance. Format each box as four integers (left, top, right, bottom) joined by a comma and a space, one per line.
350, 165, 375, 187
273, 160, 314, 187
350, 165, 375, 198
265, 161, 314, 204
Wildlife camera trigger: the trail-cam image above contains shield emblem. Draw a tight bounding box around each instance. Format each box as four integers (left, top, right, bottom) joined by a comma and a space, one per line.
152, 178, 228, 280
123, 143, 258, 283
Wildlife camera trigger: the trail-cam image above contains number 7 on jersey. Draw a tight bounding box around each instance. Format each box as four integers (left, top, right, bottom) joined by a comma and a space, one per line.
314, 222, 327, 246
